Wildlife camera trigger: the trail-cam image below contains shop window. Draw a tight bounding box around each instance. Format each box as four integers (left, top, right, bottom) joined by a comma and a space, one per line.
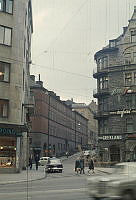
0, 0, 13, 14
126, 118, 133, 133
0, 25, 12, 46
0, 99, 9, 118
0, 61, 10, 82
0, 137, 16, 168
131, 30, 136, 43
125, 73, 132, 86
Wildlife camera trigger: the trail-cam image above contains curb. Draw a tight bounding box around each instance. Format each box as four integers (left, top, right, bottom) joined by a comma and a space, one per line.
0, 173, 46, 185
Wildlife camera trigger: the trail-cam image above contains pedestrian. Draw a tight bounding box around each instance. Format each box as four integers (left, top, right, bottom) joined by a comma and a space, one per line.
35, 154, 39, 170
66, 152, 69, 158
88, 157, 95, 175
80, 157, 85, 174
29, 155, 33, 170
75, 157, 81, 174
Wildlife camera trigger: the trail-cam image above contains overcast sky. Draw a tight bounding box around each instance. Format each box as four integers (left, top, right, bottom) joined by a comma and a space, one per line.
31, 0, 136, 104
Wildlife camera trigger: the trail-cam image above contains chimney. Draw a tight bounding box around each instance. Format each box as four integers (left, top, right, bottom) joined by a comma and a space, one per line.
36, 81, 43, 87
30, 75, 35, 82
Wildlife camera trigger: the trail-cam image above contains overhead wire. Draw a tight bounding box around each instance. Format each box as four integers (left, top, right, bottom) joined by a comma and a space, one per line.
33, 0, 88, 62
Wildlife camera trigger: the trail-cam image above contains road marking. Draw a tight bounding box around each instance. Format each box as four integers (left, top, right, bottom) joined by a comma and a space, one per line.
0, 188, 87, 197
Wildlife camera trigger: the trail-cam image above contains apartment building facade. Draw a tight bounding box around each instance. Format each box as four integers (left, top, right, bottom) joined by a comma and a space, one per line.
65, 100, 98, 151
0, 0, 33, 172
30, 77, 88, 158
93, 7, 136, 162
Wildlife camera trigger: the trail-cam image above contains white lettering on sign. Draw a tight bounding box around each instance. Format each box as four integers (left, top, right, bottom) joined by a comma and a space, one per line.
99, 135, 122, 140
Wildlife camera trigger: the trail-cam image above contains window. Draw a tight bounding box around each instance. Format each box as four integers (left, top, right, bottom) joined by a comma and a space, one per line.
131, 30, 136, 43
126, 118, 133, 133
103, 77, 108, 88
0, 0, 13, 14
134, 72, 136, 85
133, 52, 136, 63
124, 53, 131, 64
126, 95, 132, 109
109, 40, 116, 48
125, 73, 132, 86
0, 25, 12, 46
0, 99, 9, 118
99, 78, 103, 89
103, 57, 108, 68
0, 61, 10, 82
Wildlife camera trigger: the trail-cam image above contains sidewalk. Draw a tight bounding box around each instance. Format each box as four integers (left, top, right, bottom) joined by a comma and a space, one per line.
0, 166, 46, 185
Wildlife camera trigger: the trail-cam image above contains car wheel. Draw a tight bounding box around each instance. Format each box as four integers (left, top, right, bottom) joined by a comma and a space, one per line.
122, 190, 135, 200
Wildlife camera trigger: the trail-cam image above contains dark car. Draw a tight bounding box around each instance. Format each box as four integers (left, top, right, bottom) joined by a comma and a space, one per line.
45, 158, 63, 173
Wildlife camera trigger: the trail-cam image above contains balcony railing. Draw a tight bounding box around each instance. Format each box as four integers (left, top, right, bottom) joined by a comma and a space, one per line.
93, 67, 108, 78
93, 88, 109, 98
94, 110, 109, 119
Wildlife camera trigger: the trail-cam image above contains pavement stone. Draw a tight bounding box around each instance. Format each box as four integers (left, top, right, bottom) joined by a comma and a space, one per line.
0, 166, 46, 185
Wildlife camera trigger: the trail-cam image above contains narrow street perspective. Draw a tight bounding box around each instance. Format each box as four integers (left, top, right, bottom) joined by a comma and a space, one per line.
0, 154, 109, 200
0, 0, 136, 200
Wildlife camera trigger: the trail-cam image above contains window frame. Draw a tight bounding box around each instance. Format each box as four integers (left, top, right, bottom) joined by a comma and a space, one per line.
0, 0, 13, 14
0, 99, 9, 118
131, 30, 136, 43
0, 61, 10, 83
0, 25, 12, 46
125, 73, 132, 86
126, 118, 133, 133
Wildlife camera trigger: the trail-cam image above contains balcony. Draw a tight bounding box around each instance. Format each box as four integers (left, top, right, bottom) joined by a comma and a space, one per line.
93, 67, 108, 78
94, 110, 109, 119
93, 88, 110, 98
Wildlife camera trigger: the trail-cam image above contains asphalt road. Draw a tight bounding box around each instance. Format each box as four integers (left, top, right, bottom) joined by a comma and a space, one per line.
0, 155, 104, 200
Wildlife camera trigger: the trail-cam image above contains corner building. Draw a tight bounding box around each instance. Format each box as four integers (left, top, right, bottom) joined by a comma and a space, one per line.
0, 0, 33, 172
93, 7, 136, 162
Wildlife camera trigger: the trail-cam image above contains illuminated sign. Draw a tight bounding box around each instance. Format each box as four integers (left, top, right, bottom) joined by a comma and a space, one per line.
0, 128, 21, 136
99, 135, 122, 140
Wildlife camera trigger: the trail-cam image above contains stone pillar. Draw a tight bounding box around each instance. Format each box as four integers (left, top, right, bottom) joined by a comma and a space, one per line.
16, 137, 21, 172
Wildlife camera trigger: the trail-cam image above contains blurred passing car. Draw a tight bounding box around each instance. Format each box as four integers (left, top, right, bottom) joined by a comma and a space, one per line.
38, 157, 50, 166
87, 162, 136, 200
45, 158, 63, 173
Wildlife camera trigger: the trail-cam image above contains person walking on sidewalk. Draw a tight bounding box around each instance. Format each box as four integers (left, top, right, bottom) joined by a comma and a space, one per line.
29, 154, 33, 170
35, 154, 39, 170
80, 157, 85, 174
75, 157, 81, 174
88, 157, 95, 175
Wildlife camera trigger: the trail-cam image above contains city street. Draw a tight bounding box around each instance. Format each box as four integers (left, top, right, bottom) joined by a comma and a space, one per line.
0, 155, 106, 200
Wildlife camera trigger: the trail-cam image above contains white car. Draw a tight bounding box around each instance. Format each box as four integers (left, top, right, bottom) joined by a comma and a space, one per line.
38, 157, 50, 166
83, 150, 90, 156
87, 162, 136, 200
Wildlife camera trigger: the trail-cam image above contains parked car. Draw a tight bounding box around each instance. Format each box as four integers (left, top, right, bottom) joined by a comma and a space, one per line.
87, 162, 136, 200
38, 157, 50, 166
45, 158, 63, 173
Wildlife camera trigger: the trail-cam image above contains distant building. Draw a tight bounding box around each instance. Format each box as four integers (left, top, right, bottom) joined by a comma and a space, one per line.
0, 0, 33, 172
30, 76, 88, 158
93, 7, 136, 162
65, 99, 98, 151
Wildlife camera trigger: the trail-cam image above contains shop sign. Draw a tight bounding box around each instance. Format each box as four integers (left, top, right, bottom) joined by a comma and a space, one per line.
0, 128, 16, 136
110, 110, 132, 115
99, 135, 122, 140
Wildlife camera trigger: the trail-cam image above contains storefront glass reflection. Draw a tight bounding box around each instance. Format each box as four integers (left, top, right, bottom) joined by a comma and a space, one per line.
0, 137, 16, 168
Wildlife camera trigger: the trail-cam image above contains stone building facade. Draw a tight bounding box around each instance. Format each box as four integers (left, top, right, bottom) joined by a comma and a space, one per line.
30, 77, 88, 158
65, 100, 98, 151
0, 0, 33, 172
93, 7, 136, 162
